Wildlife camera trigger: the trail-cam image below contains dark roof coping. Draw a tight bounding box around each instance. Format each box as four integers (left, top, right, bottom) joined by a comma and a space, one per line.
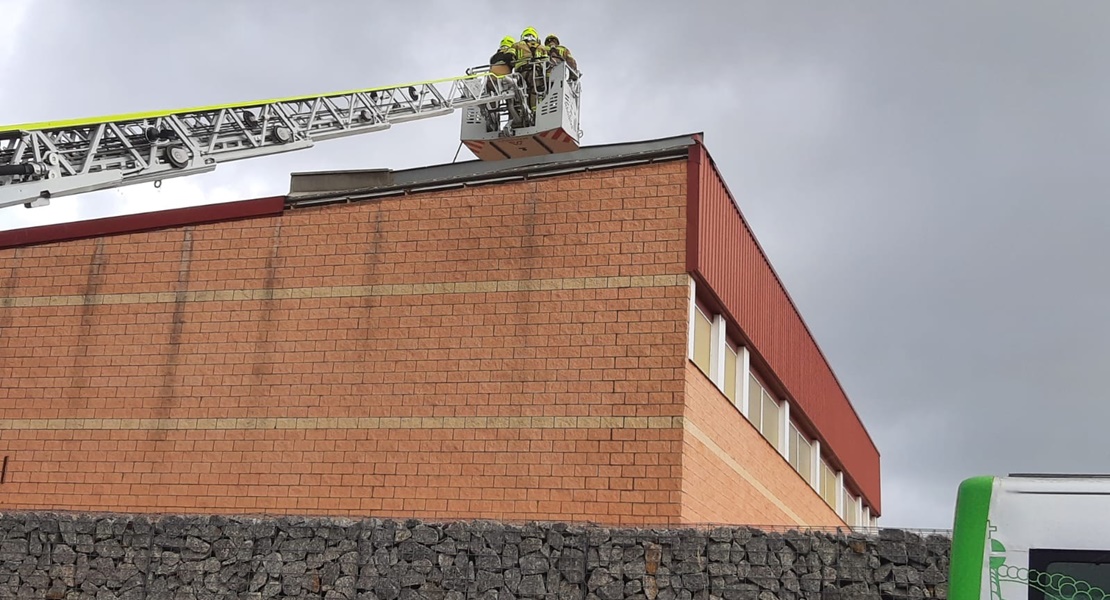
285, 132, 702, 209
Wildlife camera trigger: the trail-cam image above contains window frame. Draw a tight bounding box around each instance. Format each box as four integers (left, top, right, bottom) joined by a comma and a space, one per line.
690, 304, 713, 377
788, 422, 814, 486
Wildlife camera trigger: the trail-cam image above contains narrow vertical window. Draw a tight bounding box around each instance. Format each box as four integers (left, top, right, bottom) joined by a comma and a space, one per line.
820, 459, 837, 509
789, 424, 813, 485
747, 373, 762, 428
692, 307, 712, 375
761, 391, 780, 450
723, 342, 738, 404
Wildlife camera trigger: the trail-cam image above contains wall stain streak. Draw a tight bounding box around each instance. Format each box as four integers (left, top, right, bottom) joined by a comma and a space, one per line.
65, 239, 107, 410
250, 224, 283, 383
152, 228, 194, 442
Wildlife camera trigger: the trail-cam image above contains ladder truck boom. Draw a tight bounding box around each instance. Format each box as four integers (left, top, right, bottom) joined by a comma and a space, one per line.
0, 70, 537, 211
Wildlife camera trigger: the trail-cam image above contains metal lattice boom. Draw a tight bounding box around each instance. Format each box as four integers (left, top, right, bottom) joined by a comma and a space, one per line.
0, 72, 529, 210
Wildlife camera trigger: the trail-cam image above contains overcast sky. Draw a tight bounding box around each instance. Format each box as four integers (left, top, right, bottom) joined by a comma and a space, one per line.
4, 0, 1110, 531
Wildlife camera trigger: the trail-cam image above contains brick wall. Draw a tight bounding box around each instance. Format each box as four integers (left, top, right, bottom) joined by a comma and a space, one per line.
680, 363, 843, 527
0, 161, 690, 525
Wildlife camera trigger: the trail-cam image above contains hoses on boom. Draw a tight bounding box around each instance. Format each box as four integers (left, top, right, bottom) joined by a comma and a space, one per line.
0, 163, 45, 177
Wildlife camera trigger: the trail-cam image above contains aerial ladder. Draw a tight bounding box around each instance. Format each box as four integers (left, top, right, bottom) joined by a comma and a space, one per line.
0, 60, 582, 212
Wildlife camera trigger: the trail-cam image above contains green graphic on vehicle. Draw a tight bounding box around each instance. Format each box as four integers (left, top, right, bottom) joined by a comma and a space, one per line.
988, 524, 1108, 600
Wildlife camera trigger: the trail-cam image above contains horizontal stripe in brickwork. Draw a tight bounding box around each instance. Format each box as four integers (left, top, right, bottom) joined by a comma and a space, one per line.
0, 274, 686, 308
0, 415, 684, 431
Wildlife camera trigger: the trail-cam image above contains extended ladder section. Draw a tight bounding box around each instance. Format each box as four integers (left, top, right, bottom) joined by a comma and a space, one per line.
0, 72, 530, 210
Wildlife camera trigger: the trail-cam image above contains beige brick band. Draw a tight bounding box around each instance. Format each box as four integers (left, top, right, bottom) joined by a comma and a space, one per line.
0, 415, 684, 431
682, 419, 806, 526
0, 274, 687, 308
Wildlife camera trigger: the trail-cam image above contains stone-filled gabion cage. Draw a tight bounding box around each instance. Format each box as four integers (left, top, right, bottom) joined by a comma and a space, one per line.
0, 512, 951, 600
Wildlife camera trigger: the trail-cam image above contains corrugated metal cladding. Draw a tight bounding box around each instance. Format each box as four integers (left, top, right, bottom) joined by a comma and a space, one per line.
686, 142, 881, 513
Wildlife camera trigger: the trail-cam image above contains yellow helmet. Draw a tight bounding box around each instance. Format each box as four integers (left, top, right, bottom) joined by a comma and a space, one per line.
544, 34, 560, 46
521, 27, 539, 43
500, 36, 515, 48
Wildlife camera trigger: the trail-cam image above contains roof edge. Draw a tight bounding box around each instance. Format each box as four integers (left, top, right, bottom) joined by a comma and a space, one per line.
0, 196, 284, 251
285, 132, 703, 208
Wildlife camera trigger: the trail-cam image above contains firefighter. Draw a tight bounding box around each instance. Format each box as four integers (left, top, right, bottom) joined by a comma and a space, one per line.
513, 27, 547, 114
489, 36, 519, 76
517, 27, 547, 62
544, 34, 578, 72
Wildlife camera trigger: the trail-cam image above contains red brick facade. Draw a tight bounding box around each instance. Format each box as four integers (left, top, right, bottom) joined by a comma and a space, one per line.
0, 138, 878, 526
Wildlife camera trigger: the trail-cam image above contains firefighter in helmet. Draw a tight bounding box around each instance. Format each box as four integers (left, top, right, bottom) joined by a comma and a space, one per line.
513, 27, 547, 113
489, 36, 520, 76
544, 34, 577, 72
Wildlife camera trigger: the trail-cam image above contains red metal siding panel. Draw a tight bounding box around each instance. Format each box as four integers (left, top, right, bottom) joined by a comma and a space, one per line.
689, 143, 882, 513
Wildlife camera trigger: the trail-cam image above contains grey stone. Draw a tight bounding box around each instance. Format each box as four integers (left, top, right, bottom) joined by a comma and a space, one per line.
923, 564, 945, 585
875, 563, 894, 582
625, 559, 647, 579
877, 541, 908, 565
673, 558, 706, 575
926, 535, 951, 556
399, 541, 432, 563
375, 578, 401, 600
249, 571, 268, 592
503, 543, 519, 566
800, 572, 823, 593
708, 563, 737, 577
559, 581, 583, 600
262, 581, 283, 598
748, 566, 777, 591
432, 540, 458, 555
519, 537, 544, 556
895, 565, 923, 586
441, 566, 469, 592
282, 561, 308, 576
249, 522, 277, 539
588, 567, 613, 591
557, 549, 586, 583
201, 557, 221, 573
94, 539, 124, 559
596, 581, 624, 600
785, 533, 812, 554
721, 583, 760, 600
262, 552, 282, 575
907, 540, 929, 565
322, 561, 342, 586
547, 531, 565, 551
683, 574, 708, 592
518, 574, 546, 597
52, 544, 77, 565
185, 537, 212, 557
476, 550, 502, 571
477, 570, 504, 592
766, 536, 786, 552
212, 539, 238, 561
708, 543, 731, 563
504, 568, 522, 592
519, 554, 548, 576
